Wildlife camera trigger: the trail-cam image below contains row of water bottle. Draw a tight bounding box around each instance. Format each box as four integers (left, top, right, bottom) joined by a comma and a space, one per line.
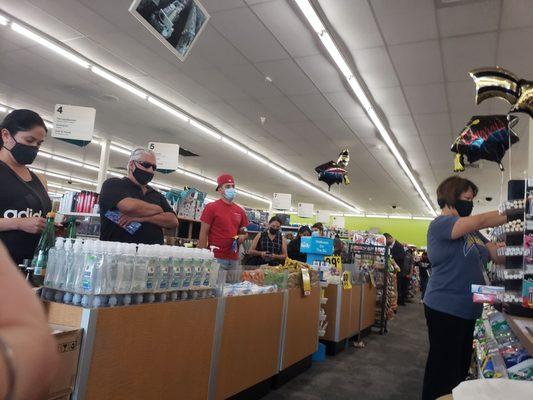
41, 239, 220, 308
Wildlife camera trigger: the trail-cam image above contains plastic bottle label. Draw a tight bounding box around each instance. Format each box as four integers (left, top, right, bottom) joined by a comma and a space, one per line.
160, 268, 169, 289
82, 268, 92, 290
146, 267, 154, 289
183, 267, 192, 288
171, 266, 181, 288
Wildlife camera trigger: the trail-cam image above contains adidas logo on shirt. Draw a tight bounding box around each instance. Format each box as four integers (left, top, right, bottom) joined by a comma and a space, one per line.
3, 208, 42, 218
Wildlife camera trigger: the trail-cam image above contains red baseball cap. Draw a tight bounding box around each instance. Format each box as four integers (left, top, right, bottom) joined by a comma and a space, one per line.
216, 173, 235, 190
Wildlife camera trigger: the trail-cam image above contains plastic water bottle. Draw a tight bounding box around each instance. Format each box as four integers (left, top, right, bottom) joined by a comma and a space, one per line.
156, 246, 170, 302
80, 240, 98, 307
43, 238, 63, 299
104, 242, 119, 307
144, 245, 157, 303
117, 243, 135, 306
64, 239, 83, 304
53, 239, 69, 302
169, 246, 183, 301
133, 244, 148, 304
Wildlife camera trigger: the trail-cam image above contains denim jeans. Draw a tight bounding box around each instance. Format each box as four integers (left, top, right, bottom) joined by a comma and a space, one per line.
216, 258, 241, 283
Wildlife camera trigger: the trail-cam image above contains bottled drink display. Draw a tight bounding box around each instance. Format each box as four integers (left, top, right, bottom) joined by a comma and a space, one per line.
31, 212, 56, 286
41, 239, 220, 308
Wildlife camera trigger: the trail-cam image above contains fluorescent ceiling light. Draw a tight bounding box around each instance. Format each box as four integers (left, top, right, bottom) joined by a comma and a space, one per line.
181, 170, 205, 182
268, 162, 287, 175
366, 214, 389, 219
38, 151, 52, 159
222, 137, 247, 153
109, 144, 132, 156
152, 182, 171, 191
82, 164, 100, 172
108, 171, 124, 178
413, 216, 434, 221
0, 15, 9, 25
91, 66, 147, 99
147, 96, 189, 122
11, 23, 89, 68
295, 0, 436, 217
389, 215, 412, 220
247, 151, 269, 165
236, 189, 270, 204
190, 120, 222, 140
52, 155, 83, 167
0, 106, 7, 112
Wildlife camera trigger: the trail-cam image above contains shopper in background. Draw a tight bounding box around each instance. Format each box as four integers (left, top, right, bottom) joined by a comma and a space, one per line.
403, 248, 414, 303
0, 109, 52, 265
311, 222, 324, 236
99, 148, 178, 244
333, 234, 344, 256
0, 241, 58, 399
384, 233, 407, 305
422, 176, 506, 400
247, 216, 288, 266
287, 225, 312, 262
418, 251, 431, 300
199, 174, 249, 275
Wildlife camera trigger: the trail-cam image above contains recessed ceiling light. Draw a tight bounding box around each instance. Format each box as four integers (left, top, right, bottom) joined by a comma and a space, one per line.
265, 76, 273, 83
260, 116, 266, 125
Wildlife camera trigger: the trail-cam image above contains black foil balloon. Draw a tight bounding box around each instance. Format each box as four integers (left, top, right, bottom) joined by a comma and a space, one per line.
315, 149, 350, 191
451, 115, 519, 172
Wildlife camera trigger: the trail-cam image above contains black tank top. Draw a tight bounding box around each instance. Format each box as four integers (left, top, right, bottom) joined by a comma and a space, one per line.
0, 161, 52, 264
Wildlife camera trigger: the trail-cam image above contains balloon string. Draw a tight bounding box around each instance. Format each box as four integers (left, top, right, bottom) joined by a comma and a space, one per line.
508, 124, 512, 181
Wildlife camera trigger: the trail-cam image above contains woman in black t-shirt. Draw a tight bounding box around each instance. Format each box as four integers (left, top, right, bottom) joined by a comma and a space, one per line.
247, 216, 288, 266
0, 110, 51, 264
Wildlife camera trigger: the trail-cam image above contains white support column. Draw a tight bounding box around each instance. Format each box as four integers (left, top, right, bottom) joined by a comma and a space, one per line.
96, 139, 110, 193
529, 119, 533, 176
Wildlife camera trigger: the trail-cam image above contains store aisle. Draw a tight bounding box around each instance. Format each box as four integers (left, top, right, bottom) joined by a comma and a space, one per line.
266, 301, 428, 400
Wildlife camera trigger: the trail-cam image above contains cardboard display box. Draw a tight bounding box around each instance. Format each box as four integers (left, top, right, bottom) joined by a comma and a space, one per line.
48, 324, 82, 400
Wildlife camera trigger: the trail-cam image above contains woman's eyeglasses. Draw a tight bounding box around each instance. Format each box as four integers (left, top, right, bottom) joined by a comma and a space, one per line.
135, 161, 157, 170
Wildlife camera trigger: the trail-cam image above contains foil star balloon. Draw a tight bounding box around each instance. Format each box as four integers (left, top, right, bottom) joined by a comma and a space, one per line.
510, 80, 533, 118
315, 149, 350, 191
451, 115, 519, 172
469, 67, 520, 105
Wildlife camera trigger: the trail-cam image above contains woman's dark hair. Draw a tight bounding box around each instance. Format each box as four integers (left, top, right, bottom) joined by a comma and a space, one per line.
269, 215, 283, 225
298, 225, 312, 236
436, 176, 478, 209
312, 222, 324, 231
0, 109, 47, 146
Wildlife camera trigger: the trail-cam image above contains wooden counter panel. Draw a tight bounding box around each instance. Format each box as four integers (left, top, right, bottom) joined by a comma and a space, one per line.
215, 292, 283, 400
322, 285, 339, 341
45, 301, 83, 327
283, 287, 320, 369
363, 283, 377, 330
84, 299, 218, 400
347, 285, 362, 336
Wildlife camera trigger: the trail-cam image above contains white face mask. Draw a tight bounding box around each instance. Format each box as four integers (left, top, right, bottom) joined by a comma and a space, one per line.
223, 187, 236, 201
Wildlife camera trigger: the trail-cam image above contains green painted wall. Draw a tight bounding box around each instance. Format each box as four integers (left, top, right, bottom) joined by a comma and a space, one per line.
287, 215, 431, 247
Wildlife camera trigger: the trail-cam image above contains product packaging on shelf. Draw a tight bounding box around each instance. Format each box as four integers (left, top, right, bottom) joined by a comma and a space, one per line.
59, 191, 99, 215
41, 240, 220, 308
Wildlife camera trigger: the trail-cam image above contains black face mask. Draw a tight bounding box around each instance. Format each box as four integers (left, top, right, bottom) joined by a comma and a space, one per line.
3, 136, 39, 165
269, 227, 279, 235
455, 200, 473, 217
133, 164, 154, 185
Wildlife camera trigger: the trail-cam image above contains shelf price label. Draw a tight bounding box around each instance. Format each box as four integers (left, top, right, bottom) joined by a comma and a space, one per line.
324, 255, 342, 272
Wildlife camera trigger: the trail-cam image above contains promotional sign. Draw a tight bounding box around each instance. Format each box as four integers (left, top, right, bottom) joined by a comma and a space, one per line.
272, 193, 291, 210
297, 202, 314, 218
342, 271, 352, 289
300, 236, 334, 255
324, 255, 342, 273
316, 209, 331, 223
148, 142, 180, 172
332, 216, 345, 228
52, 104, 96, 142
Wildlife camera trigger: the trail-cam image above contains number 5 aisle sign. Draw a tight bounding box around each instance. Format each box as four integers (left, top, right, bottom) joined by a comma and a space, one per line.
148, 142, 180, 172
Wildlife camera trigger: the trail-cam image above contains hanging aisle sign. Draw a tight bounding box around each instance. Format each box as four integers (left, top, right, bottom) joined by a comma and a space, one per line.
297, 202, 314, 218
148, 142, 180, 172
316, 209, 331, 223
272, 193, 291, 210
332, 216, 345, 229
52, 104, 96, 145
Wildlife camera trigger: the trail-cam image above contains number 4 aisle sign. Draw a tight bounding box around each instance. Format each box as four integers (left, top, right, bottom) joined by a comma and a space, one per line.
53, 104, 96, 142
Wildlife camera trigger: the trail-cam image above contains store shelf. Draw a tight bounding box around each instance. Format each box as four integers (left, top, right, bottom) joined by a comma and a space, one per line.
505, 314, 533, 355
61, 212, 100, 217
281, 225, 300, 230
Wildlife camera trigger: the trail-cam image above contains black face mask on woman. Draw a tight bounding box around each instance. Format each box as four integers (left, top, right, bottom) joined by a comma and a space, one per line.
133, 164, 154, 185
3, 135, 39, 165
269, 227, 279, 235
455, 200, 473, 217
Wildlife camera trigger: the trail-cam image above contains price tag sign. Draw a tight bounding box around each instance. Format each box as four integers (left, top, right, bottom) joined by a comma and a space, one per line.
272, 193, 291, 210
324, 255, 342, 272
148, 142, 180, 171
316, 209, 331, 223
297, 202, 314, 218
53, 104, 96, 141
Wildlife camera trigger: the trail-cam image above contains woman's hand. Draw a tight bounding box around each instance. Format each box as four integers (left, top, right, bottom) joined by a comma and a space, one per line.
17, 217, 46, 234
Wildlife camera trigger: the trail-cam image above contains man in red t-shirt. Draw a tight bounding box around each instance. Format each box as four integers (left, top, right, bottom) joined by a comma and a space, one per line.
198, 174, 249, 274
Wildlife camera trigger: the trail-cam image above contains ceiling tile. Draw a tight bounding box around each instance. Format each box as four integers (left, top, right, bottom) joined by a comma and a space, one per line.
313, 118, 356, 142
217, 63, 284, 99
389, 40, 444, 86
209, 6, 289, 62
201, 0, 246, 12
318, 0, 384, 50
190, 24, 250, 67
437, 0, 500, 37
344, 117, 377, 138
294, 54, 346, 93
370, 86, 410, 117
403, 83, 448, 114
258, 96, 309, 123
441, 32, 498, 82
255, 58, 318, 96
371, 0, 438, 45
387, 115, 419, 141
501, 0, 533, 29
290, 94, 340, 121
181, 67, 249, 101
413, 113, 452, 138
323, 91, 366, 119
251, 0, 321, 57
497, 27, 533, 78
352, 46, 400, 89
